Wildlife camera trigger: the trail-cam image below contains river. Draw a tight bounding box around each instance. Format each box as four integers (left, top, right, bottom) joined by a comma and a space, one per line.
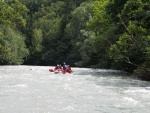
0, 65, 150, 113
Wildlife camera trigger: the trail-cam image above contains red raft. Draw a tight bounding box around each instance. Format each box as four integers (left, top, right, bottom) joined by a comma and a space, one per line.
49, 69, 72, 74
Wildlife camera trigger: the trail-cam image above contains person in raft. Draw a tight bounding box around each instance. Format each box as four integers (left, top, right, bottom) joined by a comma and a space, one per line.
54, 64, 61, 71
67, 65, 72, 73
62, 62, 72, 73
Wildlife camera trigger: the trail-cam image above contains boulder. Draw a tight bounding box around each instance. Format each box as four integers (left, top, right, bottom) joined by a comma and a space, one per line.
141, 71, 150, 81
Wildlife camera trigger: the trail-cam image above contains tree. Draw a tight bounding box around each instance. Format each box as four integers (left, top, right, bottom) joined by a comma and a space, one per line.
109, 0, 150, 72
0, 26, 29, 64
88, 0, 150, 72
65, 1, 94, 67
0, 0, 28, 28
0, 0, 29, 65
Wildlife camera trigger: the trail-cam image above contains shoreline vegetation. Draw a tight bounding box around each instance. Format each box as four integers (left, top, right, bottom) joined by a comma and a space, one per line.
0, 0, 149, 81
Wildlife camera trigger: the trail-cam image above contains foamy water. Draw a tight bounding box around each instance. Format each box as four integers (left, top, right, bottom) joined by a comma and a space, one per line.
0, 65, 150, 113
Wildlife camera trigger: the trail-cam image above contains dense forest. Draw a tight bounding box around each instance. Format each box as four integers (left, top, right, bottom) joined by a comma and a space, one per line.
0, 0, 150, 80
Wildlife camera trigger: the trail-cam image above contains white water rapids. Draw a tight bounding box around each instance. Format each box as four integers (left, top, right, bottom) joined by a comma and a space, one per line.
0, 65, 150, 113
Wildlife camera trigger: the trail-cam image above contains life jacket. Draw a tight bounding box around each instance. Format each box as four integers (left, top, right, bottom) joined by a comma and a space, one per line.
68, 66, 71, 71
54, 66, 59, 70
59, 66, 62, 69
67, 66, 72, 73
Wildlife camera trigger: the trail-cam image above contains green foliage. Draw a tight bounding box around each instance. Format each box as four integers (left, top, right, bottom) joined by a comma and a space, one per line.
74, 30, 96, 67
88, 0, 110, 33
109, 0, 150, 71
31, 28, 43, 54
0, 0, 149, 78
65, 1, 94, 66
87, 0, 116, 68
24, 0, 73, 65
23, 0, 94, 66
0, 0, 29, 65
0, 0, 28, 27
0, 25, 29, 64
88, 0, 150, 72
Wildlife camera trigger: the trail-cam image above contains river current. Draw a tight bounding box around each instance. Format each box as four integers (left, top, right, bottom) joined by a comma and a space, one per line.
0, 65, 150, 113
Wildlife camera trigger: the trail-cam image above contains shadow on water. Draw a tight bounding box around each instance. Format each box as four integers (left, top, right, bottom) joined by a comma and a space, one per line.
74, 68, 150, 88
74, 68, 129, 77
94, 70, 150, 88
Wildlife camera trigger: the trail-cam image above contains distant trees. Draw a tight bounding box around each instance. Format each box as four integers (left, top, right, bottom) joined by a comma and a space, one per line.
65, 1, 95, 67
0, 0, 149, 78
88, 0, 150, 73
110, 0, 150, 72
23, 0, 93, 66
0, 0, 29, 64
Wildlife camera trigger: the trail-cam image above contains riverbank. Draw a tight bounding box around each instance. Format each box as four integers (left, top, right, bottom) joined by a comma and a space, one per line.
134, 68, 150, 81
